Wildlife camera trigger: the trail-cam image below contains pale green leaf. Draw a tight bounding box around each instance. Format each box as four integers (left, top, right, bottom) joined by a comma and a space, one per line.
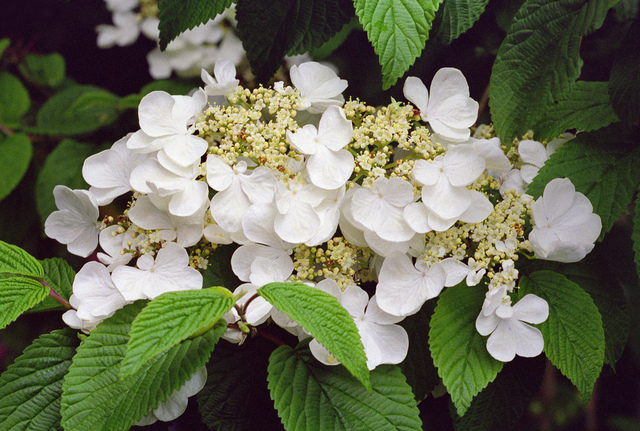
519, 271, 605, 401
268, 341, 422, 431
0, 328, 80, 431
19, 53, 66, 88
0, 72, 30, 128
28, 258, 75, 313
0, 277, 49, 330
0, 240, 43, 278
608, 17, 640, 127
429, 282, 503, 416
61, 301, 226, 431
0, 133, 32, 202
434, 0, 490, 45
258, 281, 370, 391
120, 287, 234, 379
0, 39, 9, 59
158, 0, 233, 50
354, 0, 443, 89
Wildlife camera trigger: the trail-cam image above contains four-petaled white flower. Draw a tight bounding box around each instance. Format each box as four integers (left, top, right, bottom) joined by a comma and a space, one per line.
201, 60, 239, 97
287, 62, 348, 114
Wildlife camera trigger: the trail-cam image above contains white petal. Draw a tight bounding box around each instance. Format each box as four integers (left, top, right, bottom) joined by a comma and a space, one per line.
512, 294, 549, 324
138, 91, 183, 137
206, 155, 235, 191
316, 106, 353, 152
403, 76, 429, 114
486, 321, 517, 362
358, 320, 409, 369
274, 202, 320, 244
443, 144, 485, 187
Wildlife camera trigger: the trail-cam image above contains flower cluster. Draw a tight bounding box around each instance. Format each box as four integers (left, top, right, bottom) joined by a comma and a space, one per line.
45, 61, 603, 419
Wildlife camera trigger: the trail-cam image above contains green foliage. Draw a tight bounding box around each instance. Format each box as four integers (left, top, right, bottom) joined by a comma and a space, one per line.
0, 134, 32, 202
519, 271, 605, 401
608, 17, 640, 127
120, 287, 234, 379
36, 85, 120, 136
28, 258, 75, 313
0, 277, 48, 330
18, 53, 66, 88
533, 81, 620, 140
0, 328, 80, 431
158, 0, 233, 50
268, 341, 422, 431
0, 39, 9, 59
236, 0, 353, 83
0, 72, 30, 128
311, 17, 361, 59
60, 301, 226, 431
433, 0, 490, 45
201, 244, 240, 289
35, 139, 94, 224
430, 282, 503, 416
354, 0, 443, 89
0, 240, 43, 278
258, 281, 370, 391
489, 0, 613, 142
527, 126, 640, 241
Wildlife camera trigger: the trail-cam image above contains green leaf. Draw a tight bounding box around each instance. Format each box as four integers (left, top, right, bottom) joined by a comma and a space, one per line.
268, 341, 422, 431
120, 287, 234, 379
519, 271, 605, 401
18, 53, 66, 87
433, 0, 490, 45
0, 328, 80, 431
201, 244, 240, 289
0, 39, 9, 59
0, 240, 43, 278
311, 17, 360, 59
236, 0, 353, 83
158, 0, 233, 50
28, 258, 75, 313
0, 72, 30, 128
258, 281, 370, 391
36, 85, 120, 135
489, 0, 613, 142
533, 81, 620, 140
608, 17, 640, 127
35, 139, 94, 225
354, 0, 443, 89
527, 126, 640, 240
60, 301, 226, 431
429, 282, 503, 416
0, 133, 32, 202
0, 277, 49, 330
197, 339, 284, 431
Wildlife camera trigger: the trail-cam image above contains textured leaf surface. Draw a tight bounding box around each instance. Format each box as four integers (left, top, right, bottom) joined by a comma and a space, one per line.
0, 133, 32, 202
434, 0, 489, 45
0, 277, 48, 331
527, 126, 640, 240
429, 282, 503, 416
609, 17, 640, 127
28, 258, 75, 313
60, 301, 226, 431
35, 139, 94, 225
0, 328, 80, 431
354, 0, 443, 89
120, 287, 234, 378
533, 81, 619, 140
258, 282, 370, 390
0, 72, 30, 127
490, 0, 612, 141
19, 53, 66, 87
158, 0, 233, 50
268, 342, 422, 431
519, 271, 604, 400
0, 240, 43, 278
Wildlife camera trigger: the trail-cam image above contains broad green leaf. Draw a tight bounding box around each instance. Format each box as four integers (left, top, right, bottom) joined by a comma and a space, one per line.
490, 0, 613, 142
0, 277, 49, 330
236, 0, 353, 83
399, 298, 439, 402
0, 328, 80, 431
36, 85, 120, 135
35, 139, 94, 224
311, 17, 360, 59
527, 126, 640, 240
519, 271, 605, 400
608, 17, 640, 127
18, 53, 66, 87
120, 287, 234, 379
28, 258, 75, 313
0, 72, 30, 128
354, 0, 443, 89
158, 0, 233, 50
0, 133, 32, 201
533, 81, 619, 140
454, 356, 546, 428
198, 339, 284, 431
0, 39, 9, 59
433, 0, 490, 45
429, 282, 503, 416
258, 281, 370, 391
268, 341, 422, 431
0, 240, 43, 278
61, 301, 226, 431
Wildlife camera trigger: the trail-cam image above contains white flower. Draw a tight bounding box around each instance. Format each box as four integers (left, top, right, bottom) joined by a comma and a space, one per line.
476, 287, 548, 362
286, 105, 354, 190
96, 225, 134, 270
201, 60, 239, 97
112, 242, 203, 301
96, 12, 139, 48
403, 68, 478, 142
529, 178, 602, 263
287, 62, 348, 114
519, 135, 568, 185
44, 186, 100, 257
